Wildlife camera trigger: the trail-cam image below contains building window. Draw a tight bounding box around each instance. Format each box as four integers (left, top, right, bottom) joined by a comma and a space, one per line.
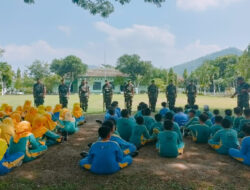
93, 82, 101, 90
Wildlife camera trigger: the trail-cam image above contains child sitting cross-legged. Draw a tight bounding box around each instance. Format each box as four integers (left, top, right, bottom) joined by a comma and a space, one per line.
159, 102, 169, 118
80, 125, 133, 175
210, 116, 223, 137
233, 107, 244, 132
157, 120, 184, 158
224, 109, 234, 125
208, 119, 239, 155
229, 123, 250, 166
239, 108, 250, 138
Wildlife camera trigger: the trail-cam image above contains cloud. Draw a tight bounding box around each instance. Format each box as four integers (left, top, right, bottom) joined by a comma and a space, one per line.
176, 0, 243, 11
57, 25, 71, 36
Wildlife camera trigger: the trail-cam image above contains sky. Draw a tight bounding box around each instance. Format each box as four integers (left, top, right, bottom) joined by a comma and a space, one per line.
0, 0, 250, 71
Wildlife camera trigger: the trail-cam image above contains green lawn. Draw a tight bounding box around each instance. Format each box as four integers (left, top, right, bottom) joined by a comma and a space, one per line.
1, 93, 238, 113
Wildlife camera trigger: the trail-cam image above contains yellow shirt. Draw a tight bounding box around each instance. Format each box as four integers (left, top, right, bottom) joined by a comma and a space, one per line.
0, 138, 8, 160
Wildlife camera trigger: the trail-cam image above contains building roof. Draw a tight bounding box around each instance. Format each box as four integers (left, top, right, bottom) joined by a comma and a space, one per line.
83, 68, 127, 77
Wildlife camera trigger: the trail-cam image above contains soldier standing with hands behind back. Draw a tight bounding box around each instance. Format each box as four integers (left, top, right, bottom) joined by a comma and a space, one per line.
186, 80, 197, 107
166, 80, 177, 110
79, 79, 90, 112
33, 78, 46, 107
58, 79, 69, 108
124, 80, 134, 114
102, 80, 113, 110
148, 80, 158, 112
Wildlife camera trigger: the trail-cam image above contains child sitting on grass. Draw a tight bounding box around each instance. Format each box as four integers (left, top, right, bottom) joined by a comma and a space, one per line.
229, 123, 250, 166
159, 102, 169, 118
239, 108, 250, 138
157, 120, 184, 157
80, 125, 132, 175
142, 108, 156, 135
208, 119, 239, 155
130, 116, 151, 148
151, 114, 164, 136
104, 109, 118, 122
233, 107, 244, 132
185, 110, 199, 128
224, 109, 234, 125
211, 109, 220, 124
210, 116, 223, 137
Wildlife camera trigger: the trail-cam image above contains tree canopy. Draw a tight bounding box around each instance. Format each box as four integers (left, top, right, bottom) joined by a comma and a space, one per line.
27, 60, 50, 79
23, 0, 166, 17
0, 62, 14, 88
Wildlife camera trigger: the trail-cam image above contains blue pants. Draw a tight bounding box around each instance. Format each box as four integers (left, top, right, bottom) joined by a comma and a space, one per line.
0, 152, 24, 175
229, 148, 250, 166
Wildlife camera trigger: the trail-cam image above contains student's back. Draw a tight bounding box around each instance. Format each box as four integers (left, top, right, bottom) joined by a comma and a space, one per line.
143, 116, 156, 135
88, 141, 124, 174
174, 112, 188, 127
159, 108, 169, 117
188, 124, 210, 143
158, 131, 179, 157
233, 116, 244, 132
130, 124, 150, 147
173, 122, 183, 142
117, 118, 134, 141
210, 124, 223, 137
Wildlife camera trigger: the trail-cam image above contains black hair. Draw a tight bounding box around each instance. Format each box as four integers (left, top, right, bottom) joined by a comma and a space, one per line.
203, 112, 209, 117
107, 118, 116, 126
164, 120, 173, 130
225, 109, 232, 116
199, 114, 208, 123
189, 109, 196, 115
111, 101, 118, 107
161, 102, 167, 107
98, 126, 111, 139
215, 116, 223, 123
108, 109, 115, 116
193, 105, 199, 110
242, 123, 250, 135
244, 108, 250, 117
165, 112, 174, 120
121, 109, 129, 118
136, 116, 144, 125
155, 114, 162, 122
102, 121, 114, 131
173, 107, 178, 113
185, 104, 190, 109
142, 108, 151, 116
213, 109, 220, 115
234, 107, 242, 115
221, 119, 231, 129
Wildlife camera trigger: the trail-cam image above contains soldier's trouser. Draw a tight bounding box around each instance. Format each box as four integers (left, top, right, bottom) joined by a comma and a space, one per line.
104, 96, 112, 110
188, 95, 195, 106
34, 97, 44, 107
80, 96, 88, 112
167, 96, 176, 110
238, 97, 249, 110
149, 97, 157, 112
60, 96, 68, 108
125, 96, 133, 114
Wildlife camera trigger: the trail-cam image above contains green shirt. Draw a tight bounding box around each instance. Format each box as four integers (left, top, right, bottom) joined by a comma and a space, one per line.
129, 124, 150, 147
233, 116, 244, 132
117, 118, 135, 141
158, 131, 180, 157
185, 117, 199, 128
205, 119, 213, 127
210, 124, 223, 137
188, 124, 210, 143
143, 116, 156, 135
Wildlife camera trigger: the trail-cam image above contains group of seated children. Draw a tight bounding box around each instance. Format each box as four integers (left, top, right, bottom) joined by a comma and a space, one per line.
0, 101, 85, 175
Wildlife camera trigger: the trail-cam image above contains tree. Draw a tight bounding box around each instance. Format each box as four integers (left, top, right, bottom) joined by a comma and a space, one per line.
15, 68, 22, 90
22, 71, 34, 94
237, 45, 250, 81
24, 0, 166, 17
44, 74, 61, 94
168, 68, 177, 85
50, 55, 88, 88
0, 62, 14, 95
116, 54, 153, 88
27, 60, 50, 79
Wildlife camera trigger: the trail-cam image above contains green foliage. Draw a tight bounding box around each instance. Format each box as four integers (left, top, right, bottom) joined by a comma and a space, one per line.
22, 71, 34, 94
237, 44, 250, 81
14, 68, 22, 90
44, 74, 61, 94
168, 68, 177, 85
116, 54, 153, 87
0, 62, 14, 88
151, 68, 168, 83
113, 76, 126, 86
50, 55, 87, 83
27, 60, 50, 80
154, 78, 165, 92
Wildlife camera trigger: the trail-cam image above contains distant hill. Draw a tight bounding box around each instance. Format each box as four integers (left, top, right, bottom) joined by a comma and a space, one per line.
172, 47, 243, 76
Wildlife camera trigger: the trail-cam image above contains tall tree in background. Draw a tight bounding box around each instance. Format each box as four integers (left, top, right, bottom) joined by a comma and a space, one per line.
0, 62, 14, 94
116, 54, 153, 88
237, 45, 250, 81
168, 68, 177, 85
27, 60, 50, 79
14, 68, 22, 90
50, 55, 88, 89
23, 0, 166, 17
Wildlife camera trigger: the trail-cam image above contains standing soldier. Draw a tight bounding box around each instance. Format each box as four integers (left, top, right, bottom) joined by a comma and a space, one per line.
166, 80, 177, 110
79, 79, 90, 112
186, 80, 197, 107
102, 80, 113, 110
232, 77, 249, 110
33, 78, 46, 107
148, 80, 158, 112
58, 79, 69, 108
124, 80, 135, 114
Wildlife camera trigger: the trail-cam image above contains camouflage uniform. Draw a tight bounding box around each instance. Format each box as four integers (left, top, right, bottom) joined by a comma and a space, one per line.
102, 83, 113, 110
124, 83, 134, 114
186, 84, 197, 107
79, 83, 90, 112
33, 83, 45, 107
148, 84, 158, 112
236, 82, 249, 110
58, 84, 69, 108
166, 84, 177, 110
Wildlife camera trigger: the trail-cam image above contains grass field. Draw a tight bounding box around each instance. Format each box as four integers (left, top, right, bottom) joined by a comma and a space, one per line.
0, 93, 238, 113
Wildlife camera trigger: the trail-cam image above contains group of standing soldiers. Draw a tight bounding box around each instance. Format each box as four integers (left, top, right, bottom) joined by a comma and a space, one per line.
33, 76, 249, 112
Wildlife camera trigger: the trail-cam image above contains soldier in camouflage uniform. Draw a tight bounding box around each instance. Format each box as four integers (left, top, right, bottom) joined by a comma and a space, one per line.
33, 78, 46, 107
102, 80, 113, 110
79, 79, 90, 112
148, 80, 158, 112
166, 80, 177, 110
58, 79, 69, 108
186, 80, 197, 107
124, 80, 134, 114
232, 77, 249, 110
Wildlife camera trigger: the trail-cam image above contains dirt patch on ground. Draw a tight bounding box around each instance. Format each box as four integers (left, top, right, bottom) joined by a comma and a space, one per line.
1, 114, 249, 190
